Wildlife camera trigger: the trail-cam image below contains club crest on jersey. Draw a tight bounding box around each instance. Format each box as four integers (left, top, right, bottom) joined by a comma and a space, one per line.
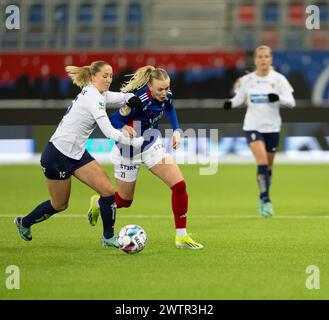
119, 105, 131, 116
98, 101, 105, 110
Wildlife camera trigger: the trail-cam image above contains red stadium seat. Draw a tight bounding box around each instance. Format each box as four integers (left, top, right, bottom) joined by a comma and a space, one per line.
287, 2, 305, 25
261, 29, 280, 49
310, 30, 329, 50
238, 3, 257, 25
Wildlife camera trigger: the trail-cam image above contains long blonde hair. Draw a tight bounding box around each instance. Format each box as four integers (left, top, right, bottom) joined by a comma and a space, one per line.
65, 60, 109, 88
121, 65, 169, 93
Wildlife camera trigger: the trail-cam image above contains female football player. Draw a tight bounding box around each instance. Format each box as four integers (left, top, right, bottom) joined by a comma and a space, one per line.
223, 45, 296, 217
88, 65, 203, 249
14, 61, 144, 247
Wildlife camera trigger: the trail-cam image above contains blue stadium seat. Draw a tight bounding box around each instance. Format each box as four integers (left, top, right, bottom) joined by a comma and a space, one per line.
78, 4, 93, 23
263, 2, 280, 24
101, 32, 117, 48
29, 4, 44, 23
54, 4, 69, 24
315, 2, 329, 23
125, 31, 142, 48
75, 32, 93, 48
25, 33, 44, 48
234, 29, 256, 50
127, 3, 143, 23
49, 32, 67, 48
285, 29, 305, 49
103, 3, 118, 22
1, 32, 19, 48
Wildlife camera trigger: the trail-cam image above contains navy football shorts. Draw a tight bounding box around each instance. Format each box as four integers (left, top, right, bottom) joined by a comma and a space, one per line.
40, 142, 95, 180
244, 130, 280, 153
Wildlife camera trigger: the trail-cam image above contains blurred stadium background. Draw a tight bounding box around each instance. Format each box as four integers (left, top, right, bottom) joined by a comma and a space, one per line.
1, 0, 329, 301
0, 0, 328, 163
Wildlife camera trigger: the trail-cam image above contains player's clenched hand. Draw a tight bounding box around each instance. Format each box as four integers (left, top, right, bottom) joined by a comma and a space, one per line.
122, 125, 136, 138
131, 136, 144, 149
268, 93, 280, 102
172, 130, 181, 150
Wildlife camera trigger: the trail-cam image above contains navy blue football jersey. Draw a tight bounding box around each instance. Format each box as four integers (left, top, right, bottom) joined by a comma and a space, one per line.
110, 85, 180, 154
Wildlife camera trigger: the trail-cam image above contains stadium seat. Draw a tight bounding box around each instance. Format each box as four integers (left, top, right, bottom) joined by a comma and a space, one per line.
75, 32, 93, 48
25, 32, 44, 48
101, 31, 117, 48
287, 2, 305, 25
261, 29, 279, 49
237, 3, 257, 25
234, 29, 256, 50
29, 4, 44, 23
54, 4, 69, 24
78, 4, 94, 23
1, 32, 19, 48
285, 29, 305, 49
103, 3, 118, 23
316, 2, 329, 24
262, 2, 280, 24
127, 3, 143, 23
310, 30, 328, 50
125, 30, 142, 48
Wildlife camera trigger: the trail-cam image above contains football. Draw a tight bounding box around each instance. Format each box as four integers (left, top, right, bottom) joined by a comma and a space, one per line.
118, 224, 147, 254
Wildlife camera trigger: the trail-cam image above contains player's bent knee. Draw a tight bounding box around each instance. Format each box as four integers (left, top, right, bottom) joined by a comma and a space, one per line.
51, 202, 68, 212
98, 184, 115, 197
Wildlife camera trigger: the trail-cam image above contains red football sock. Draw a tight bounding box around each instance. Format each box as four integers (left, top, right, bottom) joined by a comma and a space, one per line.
115, 192, 133, 208
171, 180, 188, 229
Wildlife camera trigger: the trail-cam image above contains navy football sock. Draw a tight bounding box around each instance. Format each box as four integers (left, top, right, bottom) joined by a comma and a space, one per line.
99, 195, 116, 239
257, 165, 270, 202
268, 169, 272, 186
22, 200, 59, 228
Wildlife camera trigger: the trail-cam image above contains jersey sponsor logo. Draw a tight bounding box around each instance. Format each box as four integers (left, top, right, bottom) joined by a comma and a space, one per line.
250, 94, 270, 104
152, 143, 164, 151
120, 164, 138, 170
119, 105, 131, 116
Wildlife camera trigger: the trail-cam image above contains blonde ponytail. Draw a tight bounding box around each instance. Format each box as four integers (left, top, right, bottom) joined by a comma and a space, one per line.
121, 65, 156, 93
65, 66, 91, 88
65, 61, 110, 88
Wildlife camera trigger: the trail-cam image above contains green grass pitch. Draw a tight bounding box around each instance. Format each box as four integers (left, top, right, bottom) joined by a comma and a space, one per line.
0, 163, 328, 300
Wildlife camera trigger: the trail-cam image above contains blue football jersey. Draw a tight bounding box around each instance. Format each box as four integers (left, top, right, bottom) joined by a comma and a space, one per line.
110, 85, 180, 155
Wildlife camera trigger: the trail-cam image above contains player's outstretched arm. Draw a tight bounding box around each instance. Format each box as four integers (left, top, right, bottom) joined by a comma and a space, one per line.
96, 116, 144, 148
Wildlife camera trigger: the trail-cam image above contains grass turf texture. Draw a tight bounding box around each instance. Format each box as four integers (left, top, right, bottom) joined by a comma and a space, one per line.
0, 164, 328, 299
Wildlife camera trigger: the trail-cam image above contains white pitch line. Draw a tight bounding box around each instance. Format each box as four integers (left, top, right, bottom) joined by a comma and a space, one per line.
1, 214, 329, 219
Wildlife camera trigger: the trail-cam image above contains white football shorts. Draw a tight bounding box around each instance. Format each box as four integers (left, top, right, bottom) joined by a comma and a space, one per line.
111, 137, 169, 182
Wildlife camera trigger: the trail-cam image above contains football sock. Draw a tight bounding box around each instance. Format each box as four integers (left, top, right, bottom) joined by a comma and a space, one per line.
115, 192, 133, 208
171, 180, 187, 229
268, 169, 272, 186
22, 200, 59, 228
176, 228, 187, 237
257, 165, 270, 202
99, 195, 116, 239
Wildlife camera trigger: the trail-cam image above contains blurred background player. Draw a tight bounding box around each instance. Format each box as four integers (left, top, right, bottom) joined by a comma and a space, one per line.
14, 61, 144, 247
87, 65, 203, 249
222, 45, 296, 217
